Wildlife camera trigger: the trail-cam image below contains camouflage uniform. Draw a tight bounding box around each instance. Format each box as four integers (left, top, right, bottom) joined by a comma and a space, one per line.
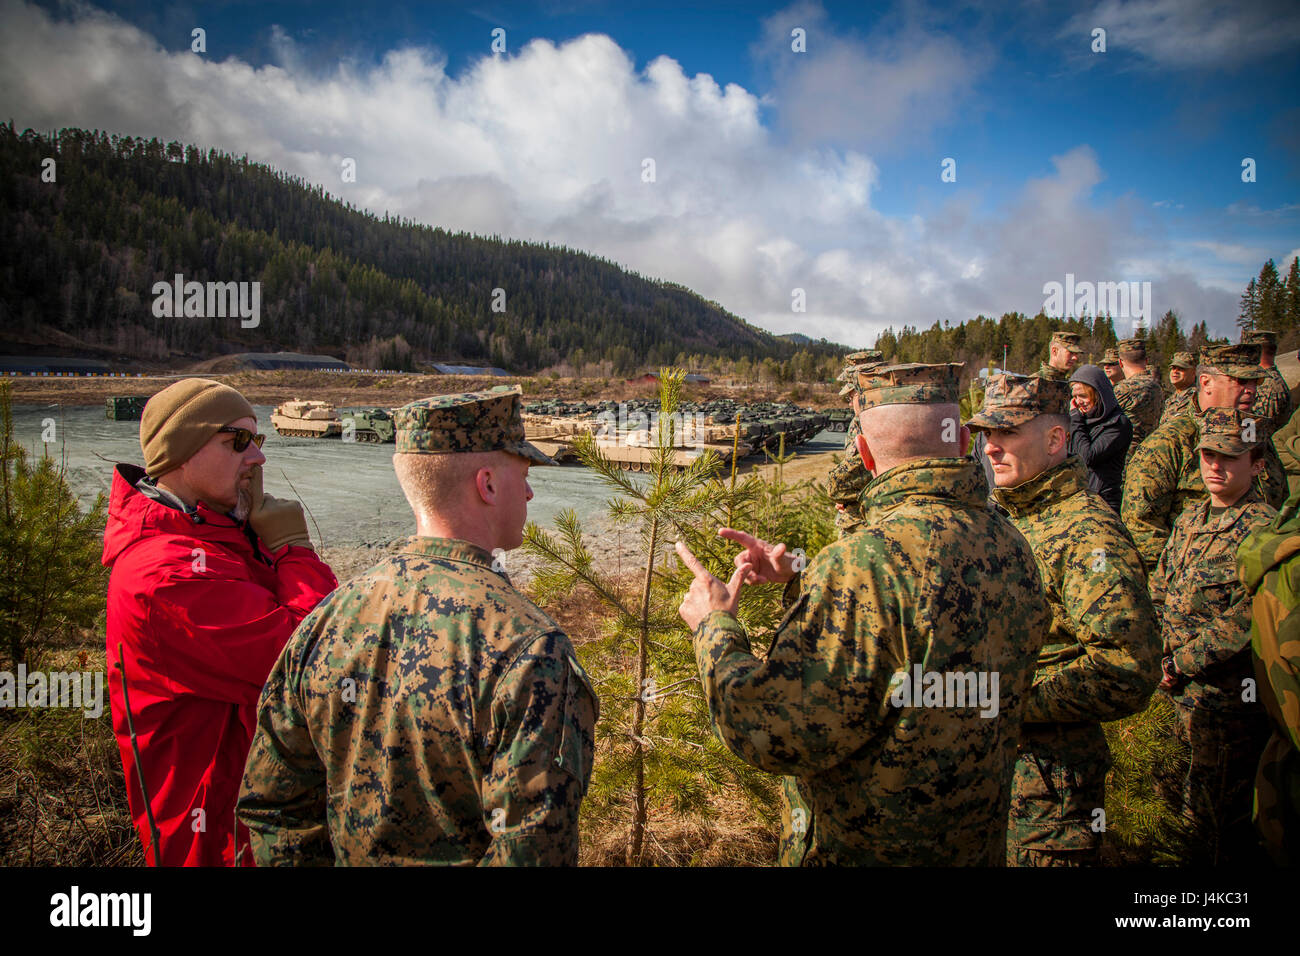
1158, 351, 1197, 427
1272, 405, 1300, 501
1121, 345, 1288, 571
1034, 331, 1082, 382
237, 391, 599, 866
1237, 497, 1300, 865
1149, 409, 1275, 864
827, 351, 882, 536
970, 374, 1160, 866
1099, 348, 1124, 387
1244, 330, 1293, 433
1111, 339, 1165, 465
693, 364, 1049, 866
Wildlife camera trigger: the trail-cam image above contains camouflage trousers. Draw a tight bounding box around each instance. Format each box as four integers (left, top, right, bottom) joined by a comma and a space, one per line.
1007, 724, 1109, 867
1255, 730, 1300, 866
1156, 700, 1270, 866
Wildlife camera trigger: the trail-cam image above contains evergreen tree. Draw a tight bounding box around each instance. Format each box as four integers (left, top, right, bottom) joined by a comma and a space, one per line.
1284, 256, 1300, 332
1256, 259, 1284, 331
1239, 277, 1259, 332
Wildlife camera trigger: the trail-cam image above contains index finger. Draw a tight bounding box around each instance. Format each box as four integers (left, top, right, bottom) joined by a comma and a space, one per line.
675, 540, 711, 579
717, 528, 759, 549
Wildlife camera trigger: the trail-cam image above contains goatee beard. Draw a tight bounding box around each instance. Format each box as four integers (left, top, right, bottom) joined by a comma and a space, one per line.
232, 488, 251, 523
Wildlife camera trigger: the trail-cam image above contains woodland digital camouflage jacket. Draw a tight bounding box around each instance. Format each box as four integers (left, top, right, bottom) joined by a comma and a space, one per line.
1121, 396, 1288, 569
1150, 491, 1276, 712
236, 536, 598, 866
1112, 369, 1165, 460
1237, 502, 1300, 864
1252, 365, 1294, 435
693, 457, 1048, 866
992, 456, 1160, 726
1159, 386, 1196, 426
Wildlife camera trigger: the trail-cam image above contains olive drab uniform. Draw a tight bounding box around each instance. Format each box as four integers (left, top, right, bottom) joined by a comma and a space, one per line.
969, 374, 1160, 866
1149, 408, 1275, 864
1237, 496, 1300, 866
1121, 345, 1288, 571
693, 364, 1049, 866
237, 390, 599, 866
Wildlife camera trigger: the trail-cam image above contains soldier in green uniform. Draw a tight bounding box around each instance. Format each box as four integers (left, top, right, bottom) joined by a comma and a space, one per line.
236, 390, 599, 865
1122, 344, 1288, 570
1149, 408, 1275, 864
676, 363, 1050, 866
1100, 348, 1125, 387
1036, 330, 1082, 381
1159, 351, 1198, 426
968, 373, 1159, 866
1236, 488, 1300, 865
1244, 329, 1293, 433
1111, 337, 1165, 466
827, 350, 883, 537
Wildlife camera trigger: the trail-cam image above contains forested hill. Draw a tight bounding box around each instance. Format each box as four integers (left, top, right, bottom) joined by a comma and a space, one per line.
0, 124, 846, 373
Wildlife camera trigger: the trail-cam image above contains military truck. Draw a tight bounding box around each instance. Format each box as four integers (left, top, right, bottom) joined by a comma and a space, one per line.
341, 408, 396, 443
270, 399, 343, 438
105, 396, 147, 421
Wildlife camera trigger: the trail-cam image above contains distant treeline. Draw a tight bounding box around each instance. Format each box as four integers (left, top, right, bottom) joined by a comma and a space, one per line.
876, 254, 1300, 378
0, 124, 846, 376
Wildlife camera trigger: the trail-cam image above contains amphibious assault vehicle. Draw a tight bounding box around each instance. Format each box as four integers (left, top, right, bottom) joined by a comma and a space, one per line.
341, 408, 396, 443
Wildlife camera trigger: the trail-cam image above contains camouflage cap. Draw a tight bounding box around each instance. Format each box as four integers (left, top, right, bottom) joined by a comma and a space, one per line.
1100, 348, 1121, 366
1051, 331, 1083, 354
1196, 407, 1263, 457
855, 362, 963, 410
1117, 337, 1146, 360
839, 360, 888, 397
1242, 329, 1278, 348
394, 388, 555, 464
1169, 351, 1196, 369
1200, 343, 1265, 380
966, 373, 1070, 430
837, 351, 884, 382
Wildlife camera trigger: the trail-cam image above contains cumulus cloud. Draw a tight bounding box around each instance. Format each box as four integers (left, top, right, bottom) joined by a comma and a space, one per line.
0, 0, 1255, 346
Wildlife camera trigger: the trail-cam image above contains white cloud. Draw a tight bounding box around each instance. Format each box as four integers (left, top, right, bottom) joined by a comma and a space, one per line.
1064, 0, 1300, 69
0, 0, 1260, 348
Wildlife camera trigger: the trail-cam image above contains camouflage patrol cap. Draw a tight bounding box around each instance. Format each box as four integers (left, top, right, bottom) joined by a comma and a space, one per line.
839, 359, 888, 398
1242, 329, 1278, 348
1051, 331, 1083, 354
1196, 407, 1262, 457
1200, 343, 1265, 380
394, 389, 555, 464
837, 351, 885, 382
855, 362, 963, 410
1170, 351, 1195, 370
966, 373, 1070, 430
1117, 337, 1146, 360
1100, 348, 1121, 367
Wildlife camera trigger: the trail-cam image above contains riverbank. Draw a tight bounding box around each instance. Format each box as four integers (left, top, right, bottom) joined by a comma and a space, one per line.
5, 368, 842, 410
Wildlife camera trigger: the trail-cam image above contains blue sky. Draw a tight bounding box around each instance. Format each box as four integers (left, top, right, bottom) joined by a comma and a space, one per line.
6, 0, 1299, 345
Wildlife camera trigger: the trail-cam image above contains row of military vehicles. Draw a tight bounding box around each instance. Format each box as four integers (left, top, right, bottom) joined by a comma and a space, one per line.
257, 397, 834, 471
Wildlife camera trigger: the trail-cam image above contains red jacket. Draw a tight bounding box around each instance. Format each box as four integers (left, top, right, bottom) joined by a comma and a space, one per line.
103, 463, 337, 866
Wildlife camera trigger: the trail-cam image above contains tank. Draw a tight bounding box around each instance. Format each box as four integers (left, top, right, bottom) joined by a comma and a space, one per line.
341, 408, 395, 444
270, 399, 343, 438
105, 396, 147, 421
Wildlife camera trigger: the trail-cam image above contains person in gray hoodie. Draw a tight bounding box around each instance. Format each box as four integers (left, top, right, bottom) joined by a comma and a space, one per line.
1068, 364, 1132, 513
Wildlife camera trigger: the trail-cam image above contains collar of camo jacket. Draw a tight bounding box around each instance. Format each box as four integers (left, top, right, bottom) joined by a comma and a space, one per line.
1238, 492, 1300, 595
858, 457, 986, 519
991, 455, 1089, 519
397, 535, 507, 579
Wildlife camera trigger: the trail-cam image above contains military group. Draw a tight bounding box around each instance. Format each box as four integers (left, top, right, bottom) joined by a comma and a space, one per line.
107, 340, 1298, 866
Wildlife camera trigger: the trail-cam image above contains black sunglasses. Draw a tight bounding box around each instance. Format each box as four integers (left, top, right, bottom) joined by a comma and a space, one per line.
218, 426, 266, 452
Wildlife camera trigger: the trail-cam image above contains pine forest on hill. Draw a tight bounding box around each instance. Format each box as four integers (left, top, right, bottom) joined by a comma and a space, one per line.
0, 123, 846, 376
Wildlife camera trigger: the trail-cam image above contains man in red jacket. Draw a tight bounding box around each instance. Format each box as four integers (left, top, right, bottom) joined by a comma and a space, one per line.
103, 378, 337, 866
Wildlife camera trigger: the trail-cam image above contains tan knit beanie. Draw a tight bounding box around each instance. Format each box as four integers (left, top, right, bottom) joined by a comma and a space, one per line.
140, 379, 257, 478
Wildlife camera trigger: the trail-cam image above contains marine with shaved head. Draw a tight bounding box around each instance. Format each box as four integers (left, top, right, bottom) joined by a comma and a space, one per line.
676, 363, 1049, 866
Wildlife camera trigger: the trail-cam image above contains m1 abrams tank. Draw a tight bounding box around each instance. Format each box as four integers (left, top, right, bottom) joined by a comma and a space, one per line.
341, 408, 396, 443
270, 399, 343, 438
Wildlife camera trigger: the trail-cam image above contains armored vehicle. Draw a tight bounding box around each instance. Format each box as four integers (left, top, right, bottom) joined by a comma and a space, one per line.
342, 408, 396, 443
270, 399, 343, 438
105, 396, 147, 421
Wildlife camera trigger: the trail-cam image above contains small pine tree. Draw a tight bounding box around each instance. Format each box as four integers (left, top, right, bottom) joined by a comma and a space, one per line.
1239, 277, 1258, 332
0, 382, 108, 667
1284, 256, 1300, 332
